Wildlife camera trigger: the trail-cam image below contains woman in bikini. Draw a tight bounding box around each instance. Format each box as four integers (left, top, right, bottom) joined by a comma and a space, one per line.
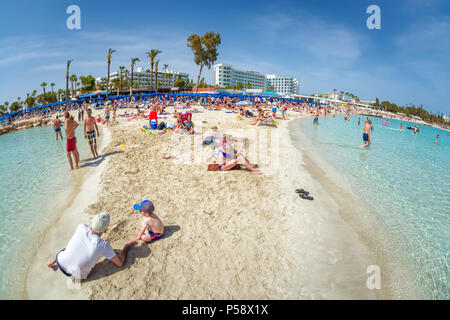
218, 134, 261, 174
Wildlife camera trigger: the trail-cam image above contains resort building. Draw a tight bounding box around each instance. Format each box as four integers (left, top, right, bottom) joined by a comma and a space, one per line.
316, 92, 344, 100
96, 67, 189, 89
213, 64, 300, 95
266, 74, 299, 95
213, 64, 267, 90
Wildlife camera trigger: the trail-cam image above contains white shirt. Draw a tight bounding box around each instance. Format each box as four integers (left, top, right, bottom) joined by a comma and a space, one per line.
57, 224, 116, 279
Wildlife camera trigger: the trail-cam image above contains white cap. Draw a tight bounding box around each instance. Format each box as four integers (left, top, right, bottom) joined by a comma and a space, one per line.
91, 212, 110, 233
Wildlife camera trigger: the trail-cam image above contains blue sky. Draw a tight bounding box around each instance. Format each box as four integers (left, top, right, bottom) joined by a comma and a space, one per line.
0, 0, 449, 114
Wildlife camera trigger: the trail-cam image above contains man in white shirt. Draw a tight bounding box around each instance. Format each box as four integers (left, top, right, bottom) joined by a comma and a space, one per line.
46, 212, 135, 280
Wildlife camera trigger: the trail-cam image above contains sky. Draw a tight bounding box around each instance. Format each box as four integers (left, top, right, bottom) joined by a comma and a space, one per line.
0, 0, 449, 115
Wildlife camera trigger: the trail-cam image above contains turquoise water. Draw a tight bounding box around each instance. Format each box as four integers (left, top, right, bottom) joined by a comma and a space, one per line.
296, 115, 449, 299
0, 125, 88, 299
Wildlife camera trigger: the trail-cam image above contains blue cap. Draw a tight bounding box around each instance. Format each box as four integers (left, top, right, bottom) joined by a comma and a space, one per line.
133, 200, 154, 213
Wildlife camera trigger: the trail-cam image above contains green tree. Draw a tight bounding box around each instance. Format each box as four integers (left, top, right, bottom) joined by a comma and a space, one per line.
154, 60, 160, 91
187, 32, 221, 93
66, 59, 73, 100
10, 101, 21, 112
146, 49, 162, 91
130, 57, 140, 95
41, 82, 47, 95
70, 74, 77, 95
106, 48, 116, 95
79, 75, 96, 93
174, 79, 185, 88
268, 85, 275, 91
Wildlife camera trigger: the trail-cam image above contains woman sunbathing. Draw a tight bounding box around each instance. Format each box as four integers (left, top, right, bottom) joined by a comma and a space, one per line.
217, 134, 261, 174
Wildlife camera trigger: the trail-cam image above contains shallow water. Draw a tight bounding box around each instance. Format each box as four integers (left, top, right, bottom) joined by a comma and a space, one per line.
296, 114, 449, 299
0, 126, 89, 299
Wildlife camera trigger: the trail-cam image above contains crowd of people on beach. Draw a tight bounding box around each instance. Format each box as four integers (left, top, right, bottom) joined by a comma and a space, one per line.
41, 92, 448, 282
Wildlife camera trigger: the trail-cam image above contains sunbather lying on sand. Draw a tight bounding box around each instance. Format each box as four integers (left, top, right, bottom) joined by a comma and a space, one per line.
218, 134, 261, 174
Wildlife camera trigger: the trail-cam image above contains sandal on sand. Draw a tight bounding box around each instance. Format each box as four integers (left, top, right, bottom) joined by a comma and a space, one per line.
299, 193, 313, 200
295, 188, 310, 195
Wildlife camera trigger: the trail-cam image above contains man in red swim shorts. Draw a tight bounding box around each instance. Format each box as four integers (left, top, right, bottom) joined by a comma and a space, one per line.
64, 112, 80, 170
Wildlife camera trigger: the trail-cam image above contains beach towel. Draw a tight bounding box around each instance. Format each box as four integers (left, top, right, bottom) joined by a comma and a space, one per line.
207, 164, 241, 171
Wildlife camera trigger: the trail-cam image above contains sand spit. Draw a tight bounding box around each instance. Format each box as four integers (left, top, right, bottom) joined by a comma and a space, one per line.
25, 106, 379, 299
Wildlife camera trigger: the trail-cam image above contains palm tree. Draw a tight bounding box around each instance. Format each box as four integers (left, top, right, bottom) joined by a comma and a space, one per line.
50, 83, 55, 93
130, 57, 140, 96
154, 60, 160, 91
124, 69, 130, 89
106, 48, 116, 96
145, 69, 151, 89
112, 78, 120, 95
66, 59, 73, 100
119, 66, 125, 92
41, 82, 47, 95
146, 49, 162, 91
70, 75, 77, 95
163, 64, 169, 88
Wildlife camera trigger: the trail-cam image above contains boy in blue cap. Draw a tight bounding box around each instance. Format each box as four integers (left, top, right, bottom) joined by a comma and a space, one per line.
133, 200, 165, 242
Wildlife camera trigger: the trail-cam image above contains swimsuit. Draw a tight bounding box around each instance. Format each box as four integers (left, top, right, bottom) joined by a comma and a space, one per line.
363, 133, 369, 142
314, 117, 318, 122
66, 137, 77, 152
86, 130, 97, 145
147, 226, 164, 241
55, 127, 61, 132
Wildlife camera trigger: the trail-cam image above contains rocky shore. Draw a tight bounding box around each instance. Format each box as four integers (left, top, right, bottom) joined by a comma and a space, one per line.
0, 117, 53, 136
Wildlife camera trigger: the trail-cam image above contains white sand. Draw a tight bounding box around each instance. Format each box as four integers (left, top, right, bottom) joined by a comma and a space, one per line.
24, 105, 399, 299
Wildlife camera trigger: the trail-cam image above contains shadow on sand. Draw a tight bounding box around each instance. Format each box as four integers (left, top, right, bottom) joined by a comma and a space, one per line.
78, 151, 122, 169
83, 225, 180, 282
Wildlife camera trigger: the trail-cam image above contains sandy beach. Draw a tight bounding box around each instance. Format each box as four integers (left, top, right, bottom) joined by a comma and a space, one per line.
22, 105, 404, 300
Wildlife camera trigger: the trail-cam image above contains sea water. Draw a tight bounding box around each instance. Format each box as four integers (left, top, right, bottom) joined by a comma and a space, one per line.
295, 114, 449, 299
0, 125, 88, 299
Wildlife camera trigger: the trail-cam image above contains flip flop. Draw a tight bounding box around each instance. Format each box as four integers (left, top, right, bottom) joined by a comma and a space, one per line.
299, 193, 313, 200
295, 188, 310, 195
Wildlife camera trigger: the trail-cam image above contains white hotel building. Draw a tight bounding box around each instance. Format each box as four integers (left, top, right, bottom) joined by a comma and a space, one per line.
266, 74, 299, 95
213, 64, 266, 90
213, 64, 299, 95
97, 67, 189, 89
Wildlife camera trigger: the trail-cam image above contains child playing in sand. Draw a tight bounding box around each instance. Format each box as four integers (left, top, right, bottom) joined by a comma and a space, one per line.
133, 200, 164, 242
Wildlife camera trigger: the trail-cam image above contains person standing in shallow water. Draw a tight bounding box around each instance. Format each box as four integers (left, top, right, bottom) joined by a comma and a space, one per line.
64, 112, 80, 170
361, 118, 371, 148
435, 133, 439, 144
53, 115, 63, 140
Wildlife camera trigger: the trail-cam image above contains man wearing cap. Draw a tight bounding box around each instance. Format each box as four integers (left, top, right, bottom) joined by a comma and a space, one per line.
46, 212, 135, 280
133, 200, 164, 242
